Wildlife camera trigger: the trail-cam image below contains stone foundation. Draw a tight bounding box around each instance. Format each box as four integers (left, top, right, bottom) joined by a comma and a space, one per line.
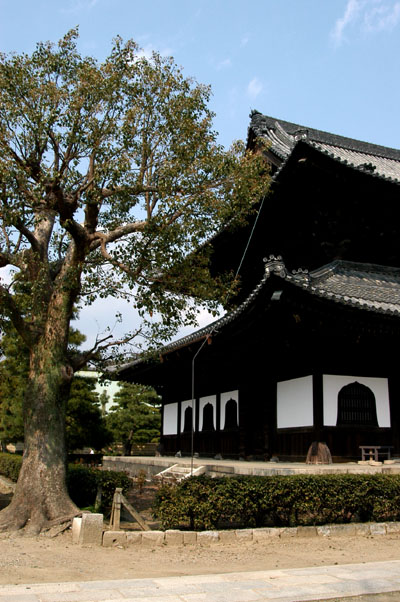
101, 521, 400, 546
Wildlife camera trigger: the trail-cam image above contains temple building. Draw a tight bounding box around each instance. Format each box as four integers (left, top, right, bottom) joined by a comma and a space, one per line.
117, 112, 400, 461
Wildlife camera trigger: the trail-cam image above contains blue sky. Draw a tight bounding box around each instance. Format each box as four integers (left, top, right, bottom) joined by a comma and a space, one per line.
1, 0, 400, 150
1, 0, 400, 347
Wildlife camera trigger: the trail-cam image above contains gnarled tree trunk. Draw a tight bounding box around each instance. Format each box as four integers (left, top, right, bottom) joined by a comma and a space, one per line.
0, 291, 80, 534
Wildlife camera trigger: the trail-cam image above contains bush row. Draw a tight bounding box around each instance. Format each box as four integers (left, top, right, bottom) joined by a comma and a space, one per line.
0, 452, 131, 510
153, 474, 400, 530
0, 452, 22, 482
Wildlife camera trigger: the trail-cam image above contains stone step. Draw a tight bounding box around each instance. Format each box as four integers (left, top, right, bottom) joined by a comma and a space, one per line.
154, 463, 206, 482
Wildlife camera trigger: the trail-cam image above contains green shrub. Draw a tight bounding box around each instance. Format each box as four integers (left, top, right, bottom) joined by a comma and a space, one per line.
0, 453, 131, 511
93, 468, 132, 509
66, 465, 100, 508
153, 474, 400, 530
67, 466, 131, 510
0, 452, 22, 481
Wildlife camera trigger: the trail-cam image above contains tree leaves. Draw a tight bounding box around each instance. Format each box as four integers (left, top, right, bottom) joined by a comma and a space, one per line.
0, 28, 269, 360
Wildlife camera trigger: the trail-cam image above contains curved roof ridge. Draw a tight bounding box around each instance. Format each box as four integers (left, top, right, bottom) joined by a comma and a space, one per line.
283, 258, 400, 316
249, 111, 400, 162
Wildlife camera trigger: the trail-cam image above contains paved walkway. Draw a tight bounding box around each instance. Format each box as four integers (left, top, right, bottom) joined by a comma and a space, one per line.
1, 561, 400, 601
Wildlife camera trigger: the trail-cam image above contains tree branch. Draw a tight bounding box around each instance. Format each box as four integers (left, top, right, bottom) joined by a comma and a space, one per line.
89, 221, 147, 252
0, 251, 23, 269
14, 219, 41, 255
70, 328, 142, 371
96, 233, 143, 278
48, 129, 60, 174
101, 185, 158, 199
0, 283, 33, 346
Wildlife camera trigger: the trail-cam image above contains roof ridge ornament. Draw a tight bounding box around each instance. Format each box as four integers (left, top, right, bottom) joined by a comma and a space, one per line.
292, 266, 311, 282
264, 255, 287, 277
294, 128, 309, 141
273, 120, 295, 150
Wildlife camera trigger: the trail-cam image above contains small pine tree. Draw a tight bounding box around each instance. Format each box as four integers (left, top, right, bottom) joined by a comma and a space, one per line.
106, 382, 161, 455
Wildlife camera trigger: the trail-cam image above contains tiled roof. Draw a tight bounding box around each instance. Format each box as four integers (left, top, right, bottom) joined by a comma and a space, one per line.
266, 256, 400, 316
249, 112, 400, 184
114, 271, 270, 373
116, 257, 400, 375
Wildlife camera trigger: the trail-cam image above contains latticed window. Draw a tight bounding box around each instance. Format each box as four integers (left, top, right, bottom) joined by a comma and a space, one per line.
336, 382, 378, 426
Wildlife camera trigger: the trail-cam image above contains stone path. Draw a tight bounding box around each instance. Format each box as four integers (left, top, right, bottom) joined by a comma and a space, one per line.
1, 560, 400, 601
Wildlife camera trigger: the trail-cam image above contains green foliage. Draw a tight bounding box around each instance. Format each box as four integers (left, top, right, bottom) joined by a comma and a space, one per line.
65, 465, 99, 509
0, 309, 110, 451
0, 29, 269, 525
66, 376, 112, 451
0, 452, 23, 482
0, 330, 111, 451
94, 468, 131, 509
106, 382, 161, 455
66, 466, 131, 510
0, 453, 130, 510
0, 28, 269, 364
0, 331, 27, 444
153, 474, 400, 530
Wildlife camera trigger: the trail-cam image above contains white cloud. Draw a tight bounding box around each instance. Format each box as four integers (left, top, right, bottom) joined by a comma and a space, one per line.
331, 0, 364, 45
246, 77, 263, 100
136, 44, 173, 61
332, 0, 400, 45
216, 58, 232, 71
240, 35, 249, 48
363, 1, 400, 31
60, 0, 100, 14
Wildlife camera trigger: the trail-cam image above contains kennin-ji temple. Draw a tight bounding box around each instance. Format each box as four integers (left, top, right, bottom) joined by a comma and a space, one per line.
117, 112, 400, 461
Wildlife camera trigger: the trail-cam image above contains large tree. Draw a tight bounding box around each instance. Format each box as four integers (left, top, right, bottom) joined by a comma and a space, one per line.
0, 30, 268, 533
0, 320, 110, 452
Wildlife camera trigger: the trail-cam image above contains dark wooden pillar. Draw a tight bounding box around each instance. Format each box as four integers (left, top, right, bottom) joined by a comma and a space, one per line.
238, 389, 247, 458
388, 376, 400, 454
176, 400, 182, 452
313, 373, 324, 441
194, 397, 200, 454
265, 380, 277, 458
215, 393, 221, 455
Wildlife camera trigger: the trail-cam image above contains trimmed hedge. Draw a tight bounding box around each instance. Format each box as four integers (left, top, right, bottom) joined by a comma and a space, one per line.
0, 452, 131, 510
0, 452, 22, 482
153, 474, 400, 530
67, 465, 131, 509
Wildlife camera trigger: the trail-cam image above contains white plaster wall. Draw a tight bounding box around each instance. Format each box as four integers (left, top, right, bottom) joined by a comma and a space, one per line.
180, 399, 194, 432
199, 395, 216, 431
323, 375, 390, 427
163, 403, 178, 435
220, 390, 239, 429
277, 376, 313, 428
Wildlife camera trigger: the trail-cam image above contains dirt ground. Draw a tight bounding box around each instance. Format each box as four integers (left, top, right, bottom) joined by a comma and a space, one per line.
1, 480, 400, 586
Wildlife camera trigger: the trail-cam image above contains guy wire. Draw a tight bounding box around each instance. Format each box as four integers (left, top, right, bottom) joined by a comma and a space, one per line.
190, 193, 267, 473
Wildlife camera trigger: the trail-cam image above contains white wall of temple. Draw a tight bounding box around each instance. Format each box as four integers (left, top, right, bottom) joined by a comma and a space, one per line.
220, 390, 239, 430
199, 395, 216, 431
277, 376, 313, 428
323, 375, 391, 427
162, 391, 240, 435
163, 402, 178, 435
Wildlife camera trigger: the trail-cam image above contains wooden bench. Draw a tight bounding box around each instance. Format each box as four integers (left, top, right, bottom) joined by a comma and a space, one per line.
359, 445, 393, 462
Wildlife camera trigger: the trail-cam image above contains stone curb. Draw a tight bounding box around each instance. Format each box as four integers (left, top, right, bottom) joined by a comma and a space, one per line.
0, 474, 16, 492
102, 520, 400, 547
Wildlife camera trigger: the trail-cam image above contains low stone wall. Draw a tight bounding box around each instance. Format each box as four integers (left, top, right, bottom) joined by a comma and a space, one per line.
102, 456, 172, 478
102, 521, 400, 547
102, 455, 400, 478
